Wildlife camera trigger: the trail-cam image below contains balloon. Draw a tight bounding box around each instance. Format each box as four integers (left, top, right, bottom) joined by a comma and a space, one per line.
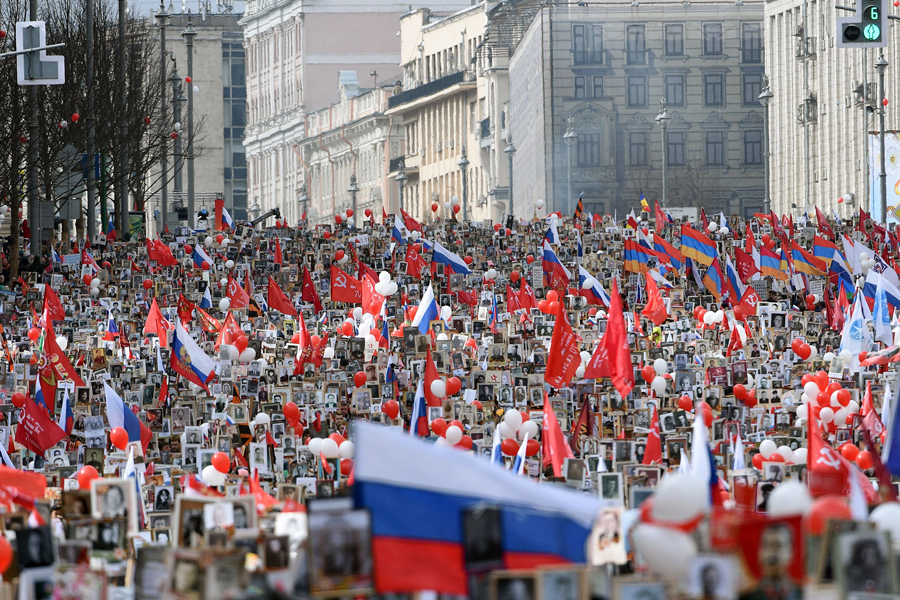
234, 335, 248, 353
869, 503, 900, 542
28, 328, 40, 342
733, 384, 747, 400
525, 439, 540, 456
430, 379, 447, 398
836, 389, 851, 406
219, 298, 231, 311
77, 465, 100, 490
752, 453, 765, 469
202, 465, 226, 486
819, 407, 835, 423
383, 400, 400, 419
641, 365, 656, 383
445, 425, 463, 445
650, 376, 666, 397
354, 371, 367, 388
767, 480, 814, 517
796, 404, 808, 420
0, 534, 12, 574
339, 440, 355, 459
776, 445, 793, 463
431, 418, 448, 437
308, 438, 323, 455
759, 439, 777, 459
653, 358, 667, 375
321, 438, 340, 458
809, 496, 852, 536
501, 438, 519, 456
548, 301, 560, 314
503, 409, 523, 431
632, 524, 697, 581
283, 402, 299, 421
520, 420, 539, 438
212, 451, 230, 473
856, 450, 874, 470
677, 395, 693, 411
90, 278, 101, 289
329, 432, 346, 447
446, 376, 462, 395
340, 458, 354, 476
110, 427, 129, 450
840, 443, 860, 462
537, 300, 549, 313
792, 448, 808, 463
239, 348, 256, 362
650, 473, 709, 525
254, 413, 271, 426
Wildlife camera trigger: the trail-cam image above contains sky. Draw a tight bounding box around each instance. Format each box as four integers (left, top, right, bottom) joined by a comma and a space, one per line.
129, 0, 245, 17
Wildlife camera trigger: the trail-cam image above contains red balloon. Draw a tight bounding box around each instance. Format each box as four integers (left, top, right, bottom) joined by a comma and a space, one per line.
346, 209, 354, 218
752, 453, 765, 469
335, 250, 345, 261
801, 374, 815, 386
28, 328, 40, 342
697, 401, 712, 413
641, 366, 656, 383
856, 450, 874, 470
702, 408, 713, 427
546, 290, 559, 303
840, 443, 860, 462
184, 243, 192, 254
537, 300, 549, 313
791, 338, 803, 352
510, 270, 520, 282
446, 376, 462, 395
364, 209, 372, 218
340, 458, 354, 476
809, 496, 852, 536
548, 301, 560, 314
766, 452, 785, 463
526, 255, 535, 264
143, 279, 153, 290
0, 534, 11, 575
452, 204, 461, 214
678, 395, 693, 411
409, 307, 418, 320
501, 439, 519, 456
806, 294, 815, 305
212, 451, 230, 473
11, 392, 25, 408
335, 215, 342, 224
382, 399, 400, 419
431, 418, 448, 437
215, 234, 224, 244
744, 390, 758, 408
201, 260, 210, 271
77, 465, 100, 490
796, 343, 812, 360
733, 384, 747, 400
283, 401, 299, 421
432, 203, 439, 213
310, 335, 321, 346
449, 420, 464, 431
814, 371, 830, 390
291, 333, 300, 344
354, 371, 368, 388
234, 335, 248, 354
525, 439, 541, 456
817, 391, 832, 407
71, 112, 80, 122
110, 427, 129, 450
83, 274, 92, 286
464, 256, 474, 265
761, 234, 771, 244
323, 231, 331, 239
293, 423, 305, 437
836, 389, 851, 407
341, 322, 354, 336
329, 432, 346, 446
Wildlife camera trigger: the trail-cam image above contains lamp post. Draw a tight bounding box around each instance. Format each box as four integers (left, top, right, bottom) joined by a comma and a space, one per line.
299, 184, 309, 223
348, 173, 359, 220
182, 15, 197, 226
877, 54, 888, 224
116, 0, 127, 237
84, 0, 96, 244
249, 203, 261, 221
655, 98, 670, 205
563, 116, 577, 216
757, 77, 774, 214
155, 2, 169, 235
396, 160, 407, 213
458, 147, 470, 221
170, 64, 184, 196
505, 134, 516, 218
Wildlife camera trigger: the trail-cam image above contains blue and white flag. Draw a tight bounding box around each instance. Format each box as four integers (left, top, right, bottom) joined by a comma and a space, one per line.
490, 427, 505, 466
392, 215, 408, 245
105, 382, 142, 443
429, 240, 472, 275
199, 285, 212, 309
512, 432, 530, 475
192, 245, 214, 269
840, 295, 873, 372
411, 285, 439, 334
873, 273, 893, 346
409, 379, 427, 437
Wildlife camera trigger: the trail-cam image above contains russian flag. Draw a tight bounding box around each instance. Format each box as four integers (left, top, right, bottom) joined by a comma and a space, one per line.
490, 427, 505, 466
107, 216, 117, 241
830, 251, 854, 289
578, 266, 608, 307
512, 432, 530, 475
409, 380, 428, 437
428, 240, 472, 275
392, 215, 408, 245
724, 254, 746, 301
50, 248, 61, 263
199, 285, 212, 309
33, 377, 49, 414
680, 224, 718, 266
411, 285, 440, 334
103, 310, 120, 341
865, 270, 900, 310
105, 382, 142, 443
192, 245, 213, 269
544, 218, 560, 245
353, 422, 600, 595
221, 207, 235, 230
57, 388, 73, 434
171, 319, 217, 391
488, 292, 499, 333
542, 240, 571, 284
882, 383, 900, 475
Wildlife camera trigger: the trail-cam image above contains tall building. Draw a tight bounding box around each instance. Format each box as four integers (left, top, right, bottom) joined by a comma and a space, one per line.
387, 2, 539, 223
765, 0, 900, 219
240, 0, 468, 222
509, 1, 766, 219
294, 74, 404, 226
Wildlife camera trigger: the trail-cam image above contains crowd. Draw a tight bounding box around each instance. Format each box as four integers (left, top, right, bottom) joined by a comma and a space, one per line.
0, 200, 896, 600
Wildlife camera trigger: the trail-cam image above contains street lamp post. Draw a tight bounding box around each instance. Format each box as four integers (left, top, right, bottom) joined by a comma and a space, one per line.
155, 2, 169, 234
116, 0, 127, 237
655, 98, 670, 205
563, 116, 577, 216
505, 134, 516, 218
183, 15, 197, 226
758, 77, 774, 214
299, 184, 309, 224
348, 173, 359, 221
170, 65, 183, 195
84, 0, 96, 244
458, 147, 470, 221
396, 161, 407, 213
877, 54, 889, 224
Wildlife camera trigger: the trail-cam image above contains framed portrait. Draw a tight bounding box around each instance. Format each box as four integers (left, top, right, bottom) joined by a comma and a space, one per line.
307, 507, 374, 597
489, 570, 537, 600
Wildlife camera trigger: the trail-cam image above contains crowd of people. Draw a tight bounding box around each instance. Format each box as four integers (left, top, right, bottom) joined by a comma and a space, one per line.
0, 201, 896, 600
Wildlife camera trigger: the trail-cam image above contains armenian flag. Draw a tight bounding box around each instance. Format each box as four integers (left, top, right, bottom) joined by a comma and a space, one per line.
623, 239, 651, 273
790, 241, 826, 276
702, 260, 728, 303
812, 235, 839, 269
653, 233, 683, 270
680, 224, 718, 266
759, 246, 788, 280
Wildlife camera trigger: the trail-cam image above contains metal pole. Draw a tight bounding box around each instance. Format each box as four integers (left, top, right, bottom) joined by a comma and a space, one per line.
505, 134, 516, 218
171, 68, 183, 196
459, 146, 470, 221
157, 3, 169, 234
661, 125, 668, 204
348, 173, 359, 219
86, 0, 96, 243
396, 162, 407, 213
117, 0, 128, 238
863, 50, 869, 215
877, 53, 888, 223
563, 116, 577, 216
183, 15, 196, 225
758, 78, 773, 214
26, 0, 40, 254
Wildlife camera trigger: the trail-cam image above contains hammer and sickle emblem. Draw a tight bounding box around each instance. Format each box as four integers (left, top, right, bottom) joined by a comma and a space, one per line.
335, 274, 347, 288
815, 447, 841, 470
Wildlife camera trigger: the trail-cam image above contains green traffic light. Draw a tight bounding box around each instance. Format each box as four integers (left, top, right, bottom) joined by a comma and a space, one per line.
864, 23, 881, 40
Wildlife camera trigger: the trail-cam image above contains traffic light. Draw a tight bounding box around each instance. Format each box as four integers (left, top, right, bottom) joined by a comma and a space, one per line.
837, 0, 887, 47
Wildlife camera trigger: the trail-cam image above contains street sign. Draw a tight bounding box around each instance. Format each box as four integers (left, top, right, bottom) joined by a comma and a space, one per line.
15, 21, 65, 85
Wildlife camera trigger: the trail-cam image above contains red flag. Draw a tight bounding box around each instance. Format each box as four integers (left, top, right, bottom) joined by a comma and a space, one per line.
506, 285, 523, 312
725, 322, 748, 357
862, 381, 885, 441
584, 280, 634, 399
643, 405, 662, 465
196, 307, 221, 333
568, 397, 593, 454
361, 272, 385, 316
816, 207, 835, 240
401, 209, 423, 233
177, 294, 195, 324
736, 286, 760, 317
518, 280, 538, 311
157, 376, 169, 408
248, 470, 278, 512
226, 276, 250, 309
274, 238, 283, 266
146, 239, 178, 267
807, 414, 877, 502
15, 395, 67, 457
301, 266, 323, 314
745, 223, 756, 253
43, 286, 65, 323
215, 312, 242, 351
292, 313, 314, 375
330, 265, 362, 304
267, 276, 298, 316
424, 347, 441, 408
143, 298, 173, 338
641, 271, 668, 326
700, 208, 709, 231
544, 310, 581, 389
455, 290, 477, 306
654, 199, 668, 233
244, 271, 254, 297
542, 392, 574, 477
39, 322, 85, 415
405, 243, 429, 280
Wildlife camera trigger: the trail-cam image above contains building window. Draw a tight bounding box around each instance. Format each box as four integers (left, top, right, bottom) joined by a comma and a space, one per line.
667, 131, 685, 166
575, 76, 586, 99
665, 75, 684, 107
742, 72, 762, 106
704, 74, 724, 106
703, 23, 724, 55
706, 131, 725, 166
627, 24, 646, 65
629, 132, 647, 166
573, 24, 603, 64
742, 23, 763, 63
577, 133, 601, 167
744, 130, 763, 164
592, 76, 604, 98
573, 24, 585, 58
627, 75, 647, 107
665, 24, 684, 56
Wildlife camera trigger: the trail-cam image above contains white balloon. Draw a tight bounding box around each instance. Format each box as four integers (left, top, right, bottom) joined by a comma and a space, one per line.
833, 407, 849, 427
90, 288, 99, 297
386, 282, 398, 296
796, 404, 809, 420
220, 277, 228, 287
823, 352, 836, 362
308, 438, 323, 455
239, 347, 256, 362
444, 202, 451, 210
632, 524, 697, 581
202, 465, 226, 486
365, 334, 377, 347
703, 312, 715, 325
90, 278, 101, 289
441, 306, 452, 321
653, 358, 668, 375
255, 413, 271, 426
520, 420, 539, 438
503, 409, 523, 431
807, 346, 818, 360
720, 226, 730, 234
374, 282, 390, 296
225, 259, 235, 269
204, 236, 213, 248
575, 365, 586, 379
536, 199, 545, 209
445, 425, 463, 445
353, 307, 363, 320
430, 380, 447, 398
803, 381, 821, 398
379, 271, 391, 283
219, 298, 231, 311
651, 376, 667, 397
776, 445, 793, 463
498, 421, 516, 439
193, 85, 199, 93
767, 480, 813, 517
323, 347, 335, 359
409, 231, 420, 241
819, 406, 835, 423
847, 400, 860, 415
321, 438, 340, 458
580, 351, 592, 364
708, 221, 718, 231
339, 440, 355, 459
792, 448, 808, 464
582, 277, 596, 290
839, 349, 853, 362
869, 503, 900, 542
347, 217, 355, 227
434, 436, 452, 447
759, 439, 777, 459
800, 392, 812, 405
56, 336, 68, 351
